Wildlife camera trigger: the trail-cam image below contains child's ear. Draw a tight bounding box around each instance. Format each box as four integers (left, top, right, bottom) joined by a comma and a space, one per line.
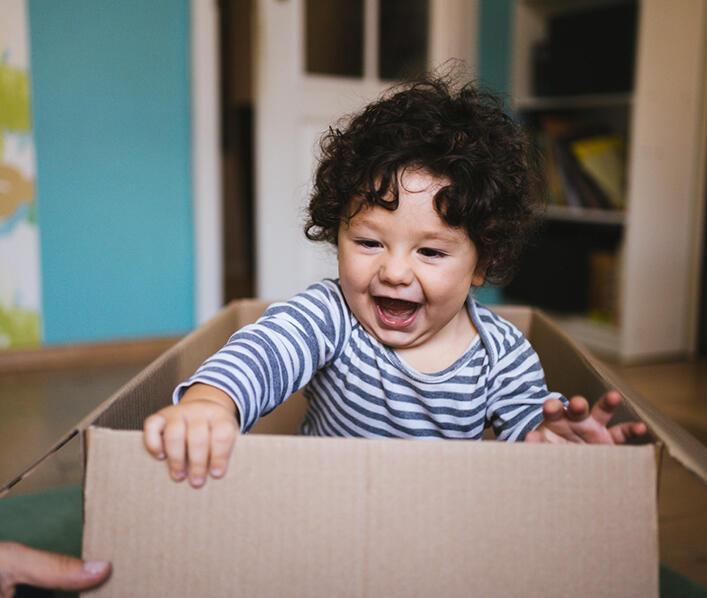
471, 261, 487, 287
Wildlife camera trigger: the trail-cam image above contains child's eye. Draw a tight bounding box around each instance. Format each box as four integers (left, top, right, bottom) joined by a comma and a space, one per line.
355, 239, 381, 249
418, 247, 446, 258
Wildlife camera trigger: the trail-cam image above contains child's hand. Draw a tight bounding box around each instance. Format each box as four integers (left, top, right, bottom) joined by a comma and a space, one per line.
143, 384, 240, 488
524, 390, 648, 445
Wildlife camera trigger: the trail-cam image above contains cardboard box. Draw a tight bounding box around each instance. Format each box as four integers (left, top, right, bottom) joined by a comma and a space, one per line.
5, 301, 707, 597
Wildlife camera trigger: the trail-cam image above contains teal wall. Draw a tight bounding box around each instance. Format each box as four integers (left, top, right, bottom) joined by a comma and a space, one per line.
22, 2, 511, 342
28, 0, 194, 344
476, 0, 513, 304
478, 0, 513, 95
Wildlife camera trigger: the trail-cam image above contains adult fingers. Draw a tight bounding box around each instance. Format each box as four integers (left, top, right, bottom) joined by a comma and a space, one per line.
163, 417, 187, 482
0, 543, 111, 593
590, 390, 623, 428
143, 412, 167, 460
209, 418, 238, 478
186, 418, 210, 488
609, 421, 648, 444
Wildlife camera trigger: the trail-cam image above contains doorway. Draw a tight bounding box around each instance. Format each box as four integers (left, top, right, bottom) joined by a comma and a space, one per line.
218, 0, 477, 302
220, 0, 256, 302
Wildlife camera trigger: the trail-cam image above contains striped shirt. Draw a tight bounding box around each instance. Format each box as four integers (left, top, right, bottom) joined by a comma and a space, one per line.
174, 279, 564, 441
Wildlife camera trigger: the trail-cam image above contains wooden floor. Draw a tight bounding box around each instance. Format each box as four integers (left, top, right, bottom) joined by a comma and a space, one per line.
603, 358, 707, 587
0, 351, 705, 586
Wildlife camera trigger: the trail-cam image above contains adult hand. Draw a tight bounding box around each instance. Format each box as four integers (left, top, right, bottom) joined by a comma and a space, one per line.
0, 542, 110, 597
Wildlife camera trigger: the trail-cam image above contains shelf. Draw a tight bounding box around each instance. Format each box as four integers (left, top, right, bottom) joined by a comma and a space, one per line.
513, 93, 633, 112
521, 0, 632, 16
510, 0, 706, 362
544, 205, 625, 225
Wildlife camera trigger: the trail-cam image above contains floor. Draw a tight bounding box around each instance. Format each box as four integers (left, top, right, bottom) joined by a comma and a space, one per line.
0, 352, 705, 586
606, 358, 707, 587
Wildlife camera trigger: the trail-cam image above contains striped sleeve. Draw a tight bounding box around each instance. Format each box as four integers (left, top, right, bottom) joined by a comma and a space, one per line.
483, 319, 566, 442
172, 280, 351, 432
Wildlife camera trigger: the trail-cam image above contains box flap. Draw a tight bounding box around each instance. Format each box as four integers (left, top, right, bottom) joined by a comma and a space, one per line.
524, 309, 707, 484
585, 357, 707, 483
1, 301, 264, 494
7, 300, 706, 493
83, 427, 658, 597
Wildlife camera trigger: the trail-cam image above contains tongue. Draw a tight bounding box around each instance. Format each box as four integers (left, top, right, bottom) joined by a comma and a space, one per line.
377, 297, 418, 318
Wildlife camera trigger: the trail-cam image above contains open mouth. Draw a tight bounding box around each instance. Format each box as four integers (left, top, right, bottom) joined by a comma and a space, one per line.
374, 297, 420, 329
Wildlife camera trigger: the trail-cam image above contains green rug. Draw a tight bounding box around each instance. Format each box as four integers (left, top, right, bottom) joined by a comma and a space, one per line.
0, 485, 82, 557
1, 485, 705, 597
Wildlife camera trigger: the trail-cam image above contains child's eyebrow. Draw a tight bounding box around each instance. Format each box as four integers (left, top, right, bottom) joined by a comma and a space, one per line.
347, 216, 379, 231
350, 218, 461, 244
418, 231, 461, 244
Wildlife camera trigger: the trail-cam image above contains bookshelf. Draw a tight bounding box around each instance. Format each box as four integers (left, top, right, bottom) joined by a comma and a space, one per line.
507, 0, 707, 362
544, 205, 625, 226
514, 93, 633, 112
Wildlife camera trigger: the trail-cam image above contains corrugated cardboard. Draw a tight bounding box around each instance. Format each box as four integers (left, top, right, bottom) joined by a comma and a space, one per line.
5, 302, 707, 596
83, 429, 657, 597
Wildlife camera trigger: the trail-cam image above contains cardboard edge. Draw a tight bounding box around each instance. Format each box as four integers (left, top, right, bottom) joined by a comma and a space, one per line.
6, 300, 705, 493
0, 301, 256, 494
81, 426, 107, 558
531, 309, 707, 485
0, 431, 79, 496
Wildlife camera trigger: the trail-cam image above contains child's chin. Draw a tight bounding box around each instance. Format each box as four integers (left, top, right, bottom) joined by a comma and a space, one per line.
372, 328, 420, 349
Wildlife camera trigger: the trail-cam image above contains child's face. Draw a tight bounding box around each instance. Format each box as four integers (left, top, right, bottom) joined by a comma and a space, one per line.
337, 168, 485, 350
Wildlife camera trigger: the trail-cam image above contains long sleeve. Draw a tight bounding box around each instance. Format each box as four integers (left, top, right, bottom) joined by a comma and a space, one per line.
483, 323, 566, 442
173, 280, 351, 432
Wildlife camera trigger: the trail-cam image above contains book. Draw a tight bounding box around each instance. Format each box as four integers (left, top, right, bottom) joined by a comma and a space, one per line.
588, 250, 619, 324
571, 135, 627, 209
536, 117, 624, 212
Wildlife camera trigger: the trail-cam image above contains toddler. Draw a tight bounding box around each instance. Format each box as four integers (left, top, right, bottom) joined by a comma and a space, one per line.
144, 76, 646, 488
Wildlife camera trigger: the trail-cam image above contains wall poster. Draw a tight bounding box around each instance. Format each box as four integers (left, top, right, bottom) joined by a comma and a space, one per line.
0, 0, 41, 348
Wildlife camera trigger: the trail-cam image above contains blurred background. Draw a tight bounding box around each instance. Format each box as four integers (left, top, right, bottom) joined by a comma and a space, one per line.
0, 0, 707, 362
2, 0, 705, 361
1, 0, 706, 588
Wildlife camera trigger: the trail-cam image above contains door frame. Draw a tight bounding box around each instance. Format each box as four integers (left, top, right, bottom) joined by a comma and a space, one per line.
190, 0, 479, 320
191, 0, 223, 325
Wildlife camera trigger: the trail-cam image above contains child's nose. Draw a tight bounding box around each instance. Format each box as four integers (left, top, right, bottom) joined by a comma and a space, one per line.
379, 254, 414, 286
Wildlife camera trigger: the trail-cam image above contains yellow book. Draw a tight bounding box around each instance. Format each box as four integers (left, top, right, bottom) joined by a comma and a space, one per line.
571, 135, 626, 209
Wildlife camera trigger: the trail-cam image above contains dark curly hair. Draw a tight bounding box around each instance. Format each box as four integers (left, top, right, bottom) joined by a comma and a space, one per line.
304, 74, 542, 285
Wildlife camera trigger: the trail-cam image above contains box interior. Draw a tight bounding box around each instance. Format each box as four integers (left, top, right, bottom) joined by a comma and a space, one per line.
5, 301, 706, 495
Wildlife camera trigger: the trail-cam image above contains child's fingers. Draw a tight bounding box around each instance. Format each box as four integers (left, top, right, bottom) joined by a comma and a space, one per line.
143, 413, 167, 459
542, 398, 566, 422
539, 399, 584, 442
565, 396, 590, 422
186, 418, 210, 488
566, 396, 621, 443
524, 429, 542, 442
525, 428, 565, 443
209, 418, 238, 478
590, 390, 623, 427
163, 417, 187, 481
609, 421, 648, 444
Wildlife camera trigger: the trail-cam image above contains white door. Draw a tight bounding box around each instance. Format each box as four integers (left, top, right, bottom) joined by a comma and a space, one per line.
254, 0, 478, 299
